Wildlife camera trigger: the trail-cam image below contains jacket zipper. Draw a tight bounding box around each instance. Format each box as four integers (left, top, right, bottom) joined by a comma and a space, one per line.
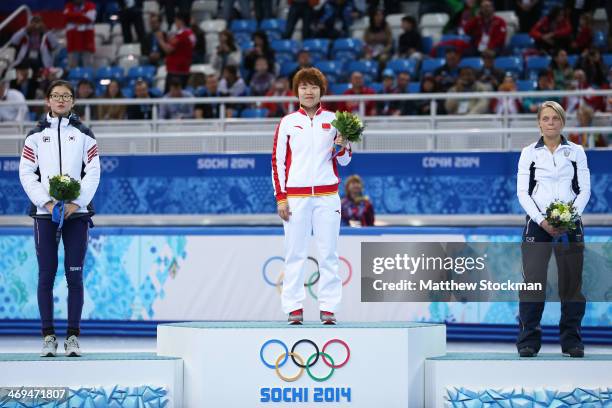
310, 117, 315, 196
57, 116, 63, 175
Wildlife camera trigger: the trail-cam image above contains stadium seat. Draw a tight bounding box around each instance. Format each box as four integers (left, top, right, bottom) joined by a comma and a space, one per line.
260, 19, 286, 40
240, 108, 269, 118
67, 67, 95, 81
567, 54, 579, 67
271, 39, 299, 63
302, 38, 331, 60
370, 82, 383, 93
128, 65, 156, 82
419, 13, 449, 41
386, 59, 418, 77
149, 87, 163, 97
330, 83, 350, 95
507, 33, 534, 54
516, 79, 536, 91
593, 31, 606, 49
332, 38, 363, 62
121, 86, 135, 98
603, 53, 612, 68
200, 19, 226, 33
191, 0, 217, 21
525, 55, 551, 80
279, 62, 298, 77
117, 43, 142, 58
94, 23, 111, 44
494, 56, 523, 76
230, 19, 258, 34
315, 60, 345, 83
440, 34, 471, 44
458, 57, 484, 71
421, 58, 445, 75
347, 60, 378, 82
408, 81, 421, 93
421, 36, 433, 54
237, 39, 254, 51
95, 66, 125, 83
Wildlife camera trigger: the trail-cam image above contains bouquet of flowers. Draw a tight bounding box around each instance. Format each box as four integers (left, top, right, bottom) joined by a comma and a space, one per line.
545, 200, 579, 230
49, 174, 81, 202
331, 111, 365, 143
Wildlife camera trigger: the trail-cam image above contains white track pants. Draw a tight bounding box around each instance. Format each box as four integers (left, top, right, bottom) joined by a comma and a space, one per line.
281, 194, 342, 314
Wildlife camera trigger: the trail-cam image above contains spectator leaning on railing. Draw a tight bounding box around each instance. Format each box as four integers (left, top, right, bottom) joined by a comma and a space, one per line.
126, 80, 154, 120
195, 74, 227, 119
551, 49, 574, 91
338, 71, 377, 116
72, 79, 97, 120
97, 79, 126, 120
262, 77, 294, 118
445, 67, 489, 115
160, 78, 194, 120
435, 48, 462, 92
478, 49, 505, 91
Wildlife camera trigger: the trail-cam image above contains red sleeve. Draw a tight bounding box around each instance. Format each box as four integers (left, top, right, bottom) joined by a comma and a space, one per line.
489, 18, 507, 50
463, 16, 479, 37
364, 201, 375, 226
553, 19, 572, 38
64, 3, 95, 24
529, 17, 546, 41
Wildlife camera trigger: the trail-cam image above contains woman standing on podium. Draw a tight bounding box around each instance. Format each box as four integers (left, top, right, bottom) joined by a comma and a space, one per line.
271, 67, 352, 325
19, 80, 100, 357
516, 101, 590, 358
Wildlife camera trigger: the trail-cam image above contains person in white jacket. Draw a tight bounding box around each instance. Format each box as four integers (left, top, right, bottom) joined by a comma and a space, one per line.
19, 80, 100, 357
271, 67, 352, 325
516, 100, 590, 358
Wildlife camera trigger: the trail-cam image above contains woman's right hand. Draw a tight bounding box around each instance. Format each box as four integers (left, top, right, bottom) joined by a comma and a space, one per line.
540, 220, 565, 237
44, 201, 55, 213
277, 202, 290, 221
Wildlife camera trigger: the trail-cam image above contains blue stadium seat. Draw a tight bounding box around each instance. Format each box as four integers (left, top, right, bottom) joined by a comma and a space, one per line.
347, 60, 378, 82
315, 60, 345, 82
67, 67, 94, 81
234, 33, 252, 46
516, 79, 536, 91
567, 54, 579, 68
421, 36, 433, 54
127, 65, 155, 81
279, 62, 298, 77
386, 59, 418, 77
230, 19, 258, 34
408, 81, 420, 93
420, 58, 445, 75
240, 108, 269, 118
121, 87, 135, 98
494, 56, 523, 76
302, 38, 331, 60
95, 66, 124, 83
508, 33, 534, 54
370, 82, 383, 93
440, 34, 471, 44
237, 39, 254, 51
271, 39, 300, 64
149, 87, 163, 98
330, 83, 350, 95
260, 19, 286, 40
593, 31, 606, 49
332, 38, 363, 62
458, 57, 484, 71
525, 55, 551, 80
603, 53, 612, 69
275, 53, 295, 65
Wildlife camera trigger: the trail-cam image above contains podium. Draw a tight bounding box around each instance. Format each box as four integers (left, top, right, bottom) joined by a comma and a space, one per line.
157, 321, 446, 407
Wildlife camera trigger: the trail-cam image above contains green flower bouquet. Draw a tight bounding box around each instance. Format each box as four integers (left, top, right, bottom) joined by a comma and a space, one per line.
545, 200, 579, 230
49, 174, 81, 202
331, 111, 365, 143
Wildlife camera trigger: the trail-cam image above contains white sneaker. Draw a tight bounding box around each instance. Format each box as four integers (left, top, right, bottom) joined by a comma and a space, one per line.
40, 335, 58, 357
64, 335, 81, 357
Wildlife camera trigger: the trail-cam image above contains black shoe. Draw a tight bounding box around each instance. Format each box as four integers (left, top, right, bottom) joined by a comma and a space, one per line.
562, 347, 584, 358
518, 346, 537, 357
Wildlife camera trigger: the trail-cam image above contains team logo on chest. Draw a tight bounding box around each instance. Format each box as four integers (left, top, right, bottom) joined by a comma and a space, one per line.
563, 150, 570, 157
322, 123, 331, 130
43, 136, 50, 143
69, 134, 75, 141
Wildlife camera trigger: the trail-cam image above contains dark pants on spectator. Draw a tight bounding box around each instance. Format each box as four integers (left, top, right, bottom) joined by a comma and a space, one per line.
35, 217, 90, 337
516, 217, 586, 353
254, 0, 272, 22
120, 7, 145, 44
283, 2, 313, 39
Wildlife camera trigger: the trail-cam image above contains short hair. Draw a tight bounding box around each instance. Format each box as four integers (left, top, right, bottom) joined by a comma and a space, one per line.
46, 80, 75, 99
402, 15, 416, 25
292, 67, 327, 96
176, 11, 190, 25
168, 78, 183, 88
537, 101, 566, 125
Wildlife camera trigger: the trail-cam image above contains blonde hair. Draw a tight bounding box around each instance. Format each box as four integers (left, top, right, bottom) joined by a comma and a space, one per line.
537, 101, 566, 126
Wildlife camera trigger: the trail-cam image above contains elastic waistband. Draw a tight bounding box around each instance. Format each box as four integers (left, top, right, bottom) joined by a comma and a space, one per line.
286, 184, 339, 197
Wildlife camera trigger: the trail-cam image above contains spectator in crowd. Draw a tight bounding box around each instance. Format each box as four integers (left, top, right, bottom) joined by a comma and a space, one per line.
64, 0, 97, 68
316, 0, 354, 39
578, 47, 607, 88
283, 0, 315, 40
289, 50, 313, 85
35, 67, 64, 102
10, 63, 38, 100
462, 0, 507, 55
339, 71, 377, 116
529, 6, 572, 54
434, 48, 462, 92
478, 49, 505, 91
254, 0, 273, 22
551, 49, 574, 90
97, 79, 126, 120
364, 9, 393, 65
262, 77, 294, 117
158, 0, 191, 28
118, 0, 145, 44
72, 79, 97, 120
570, 13, 593, 54
445, 67, 489, 115
377, 68, 397, 115
155, 11, 196, 90
250, 57, 276, 96
141, 13, 166, 67
195, 74, 227, 119
243, 31, 275, 82
568, 104, 608, 148
219, 65, 247, 117
491, 74, 523, 114
222, 0, 251, 22
444, 0, 478, 35
522, 71, 558, 113
210, 30, 242, 74
514, 0, 542, 34
416, 73, 444, 115
9, 15, 58, 74
565, 0, 598, 38
397, 15, 423, 60
160, 78, 194, 119
0, 78, 28, 122
393, 70, 417, 115
126, 79, 154, 120
563, 69, 605, 113
341, 175, 375, 227
190, 21, 207, 64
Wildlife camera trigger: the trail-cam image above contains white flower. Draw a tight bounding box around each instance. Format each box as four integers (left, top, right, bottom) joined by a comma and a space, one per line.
551, 209, 560, 218
560, 211, 571, 222
59, 175, 71, 184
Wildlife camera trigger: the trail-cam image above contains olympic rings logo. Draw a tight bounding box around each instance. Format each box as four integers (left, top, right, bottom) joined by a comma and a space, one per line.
262, 256, 353, 299
100, 157, 119, 173
260, 339, 350, 382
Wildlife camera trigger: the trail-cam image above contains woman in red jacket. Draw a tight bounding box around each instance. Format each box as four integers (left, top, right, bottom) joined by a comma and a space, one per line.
64, 0, 97, 68
529, 6, 572, 53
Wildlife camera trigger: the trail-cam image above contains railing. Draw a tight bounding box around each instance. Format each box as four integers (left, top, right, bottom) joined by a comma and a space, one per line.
0, 5, 31, 53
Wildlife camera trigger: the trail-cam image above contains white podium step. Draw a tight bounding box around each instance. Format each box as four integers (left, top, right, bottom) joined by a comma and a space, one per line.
0, 352, 183, 407
425, 352, 612, 407
157, 321, 446, 407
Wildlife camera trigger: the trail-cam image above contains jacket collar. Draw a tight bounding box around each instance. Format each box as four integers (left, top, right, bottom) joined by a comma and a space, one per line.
45, 112, 80, 128
298, 104, 323, 117
535, 135, 569, 149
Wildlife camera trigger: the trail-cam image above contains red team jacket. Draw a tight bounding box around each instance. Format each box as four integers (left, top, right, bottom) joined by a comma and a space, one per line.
64, 1, 97, 53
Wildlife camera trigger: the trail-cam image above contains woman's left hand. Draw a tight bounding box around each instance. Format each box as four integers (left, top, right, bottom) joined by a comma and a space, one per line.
335, 133, 348, 147
64, 203, 80, 219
